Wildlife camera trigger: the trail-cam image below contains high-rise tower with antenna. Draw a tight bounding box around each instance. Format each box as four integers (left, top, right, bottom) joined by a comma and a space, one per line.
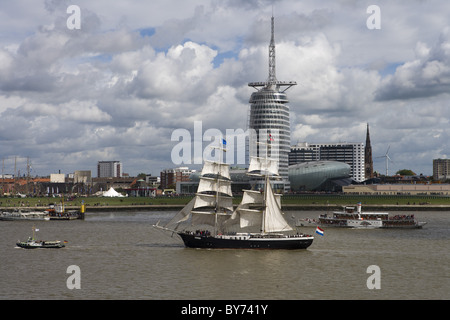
248, 16, 297, 191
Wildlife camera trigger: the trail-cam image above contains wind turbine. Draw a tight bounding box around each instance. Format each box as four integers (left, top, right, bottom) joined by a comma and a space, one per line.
377, 145, 394, 176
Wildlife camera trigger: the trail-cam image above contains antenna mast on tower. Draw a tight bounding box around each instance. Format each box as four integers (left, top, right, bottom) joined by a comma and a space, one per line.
248, 15, 297, 92
268, 15, 277, 84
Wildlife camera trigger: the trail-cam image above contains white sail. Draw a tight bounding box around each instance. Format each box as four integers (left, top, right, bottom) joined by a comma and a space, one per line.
197, 177, 232, 196
248, 157, 262, 173
266, 159, 279, 176
191, 211, 231, 227
241, 189, 264, 205
238, 208, 262, 228
201, 160, 231, 180
163, 197, 196, 230
193, 193, 233, 212
263, 182, 293, 232
192, 212, 215, 227
274, 193, 282, 208
239, 189, 281, 207
229, 189, 262, 227
248, 157, 279, 176
232, 185, 289, 231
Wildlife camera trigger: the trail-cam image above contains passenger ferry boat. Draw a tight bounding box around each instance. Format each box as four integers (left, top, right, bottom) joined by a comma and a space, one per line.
317, 203, 426, 229
0, 210, 50, 221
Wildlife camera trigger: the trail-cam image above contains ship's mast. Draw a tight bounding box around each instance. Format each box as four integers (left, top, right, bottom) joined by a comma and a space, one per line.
258, 136, 272, 235
215, 150, 221, 236
262, 167, 269, 235
213, 140, 227, 236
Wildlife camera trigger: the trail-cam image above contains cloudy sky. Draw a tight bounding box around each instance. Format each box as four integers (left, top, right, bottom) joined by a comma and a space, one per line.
0, 0, 449, 178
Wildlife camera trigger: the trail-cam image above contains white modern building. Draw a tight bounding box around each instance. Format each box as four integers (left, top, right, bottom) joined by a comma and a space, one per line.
289, 142, 366, 182
50, 173, 65, 183
97, 161, 122, 178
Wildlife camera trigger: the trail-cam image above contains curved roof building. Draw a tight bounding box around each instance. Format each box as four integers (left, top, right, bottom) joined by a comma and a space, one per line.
289, 161, 351, 191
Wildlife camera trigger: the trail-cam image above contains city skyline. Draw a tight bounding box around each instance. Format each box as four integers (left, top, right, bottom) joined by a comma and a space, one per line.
0, 1, 449, 177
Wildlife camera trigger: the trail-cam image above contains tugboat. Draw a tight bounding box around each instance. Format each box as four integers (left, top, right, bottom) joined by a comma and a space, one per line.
16, 226, 66, 249
46, 201, 85, 220
154, 140, 314, 250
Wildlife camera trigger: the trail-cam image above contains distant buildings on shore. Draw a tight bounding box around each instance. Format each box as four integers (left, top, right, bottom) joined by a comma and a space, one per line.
433, 159, 450, 181
1, 156, 449, 196
0, 159, 160, 197
0, 174, 158, 197
1, 123, 448, 196
160, 167, 195, 190
97, 161, 122, 178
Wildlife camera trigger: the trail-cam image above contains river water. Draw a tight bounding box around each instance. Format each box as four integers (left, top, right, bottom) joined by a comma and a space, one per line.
0, 210, 448, 301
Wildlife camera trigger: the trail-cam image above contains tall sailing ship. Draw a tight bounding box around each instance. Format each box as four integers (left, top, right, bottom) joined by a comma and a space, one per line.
154, 142, 314, 249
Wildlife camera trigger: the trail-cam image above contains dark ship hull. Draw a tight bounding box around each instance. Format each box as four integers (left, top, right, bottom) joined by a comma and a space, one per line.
178, 232, 313, 250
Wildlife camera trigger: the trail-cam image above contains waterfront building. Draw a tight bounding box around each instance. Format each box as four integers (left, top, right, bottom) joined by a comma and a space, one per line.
433, 159, 450, 181
50, 173, 65, 183
145, 174, 160, 187
91, 176, 134, 194
74, 170, 92, 184
289, 142, 365, 182
97, 161, 122, 178
343, 183, 450, 195
1, 177, 50, 195
160, 167, 196, 190
248, 16, 296, 192
289, 161, 351, 191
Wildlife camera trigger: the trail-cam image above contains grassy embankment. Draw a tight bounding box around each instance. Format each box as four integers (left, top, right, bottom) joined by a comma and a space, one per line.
1, 194, 449, 211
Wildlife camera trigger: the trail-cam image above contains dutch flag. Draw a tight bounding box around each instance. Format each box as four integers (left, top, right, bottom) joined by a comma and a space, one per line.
315, 227, 324, 236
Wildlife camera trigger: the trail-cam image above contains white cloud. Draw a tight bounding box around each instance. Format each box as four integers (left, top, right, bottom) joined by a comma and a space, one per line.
0, 0, 449, 177
376, 27, 450, 101
131, 41, 218, 101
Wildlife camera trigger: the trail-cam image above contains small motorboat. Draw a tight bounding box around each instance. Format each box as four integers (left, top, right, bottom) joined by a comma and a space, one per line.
16, 226, 66, 249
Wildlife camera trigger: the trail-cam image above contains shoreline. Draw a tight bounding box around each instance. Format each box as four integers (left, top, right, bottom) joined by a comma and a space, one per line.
2, 204, 449, 212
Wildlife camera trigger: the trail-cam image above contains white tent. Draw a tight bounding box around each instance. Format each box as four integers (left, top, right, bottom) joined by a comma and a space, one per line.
102, 187, 125, 197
